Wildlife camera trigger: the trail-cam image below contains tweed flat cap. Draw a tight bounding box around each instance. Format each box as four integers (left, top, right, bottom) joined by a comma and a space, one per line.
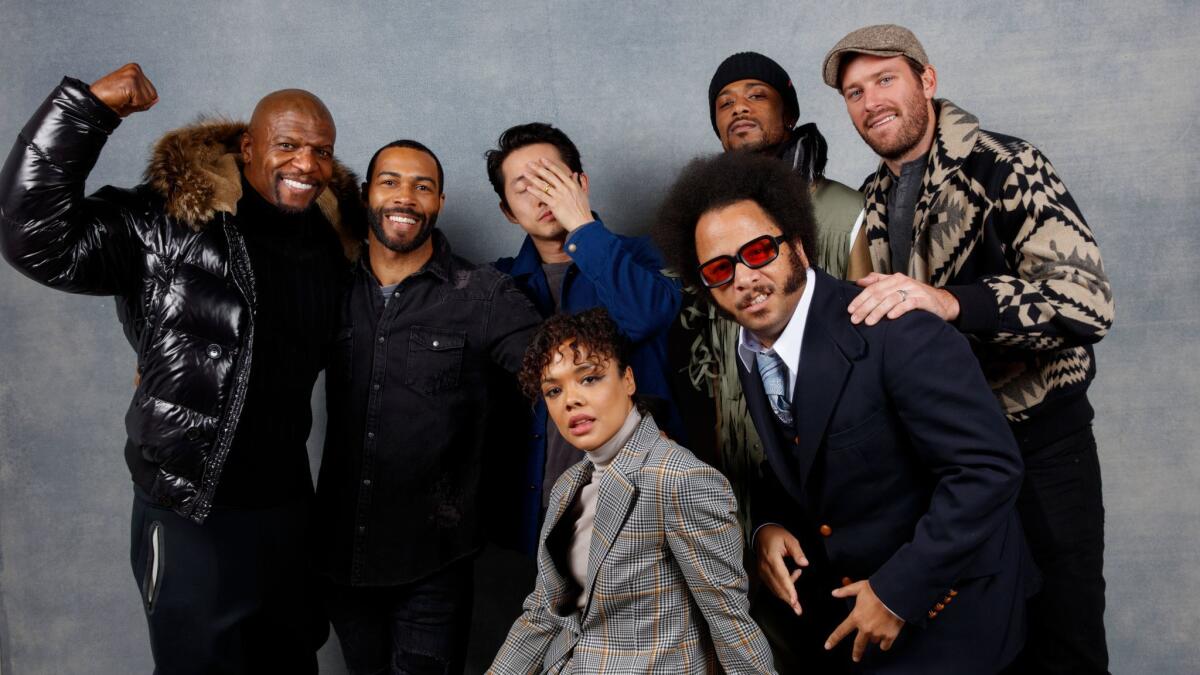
822, 24, 929, 89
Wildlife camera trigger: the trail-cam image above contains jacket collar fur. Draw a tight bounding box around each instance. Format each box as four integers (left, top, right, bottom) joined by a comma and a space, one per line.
143, 118, 364, 260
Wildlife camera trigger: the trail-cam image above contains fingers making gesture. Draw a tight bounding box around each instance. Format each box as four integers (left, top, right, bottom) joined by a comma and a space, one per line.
754, 524, 809, 616
825, 580, 905, 663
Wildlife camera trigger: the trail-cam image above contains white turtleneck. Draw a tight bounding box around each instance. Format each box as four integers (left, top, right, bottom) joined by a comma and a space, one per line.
565, 406, 641, 610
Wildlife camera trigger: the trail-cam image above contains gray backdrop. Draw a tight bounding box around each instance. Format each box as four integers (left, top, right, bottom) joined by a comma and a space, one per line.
1, 0, 1195, 672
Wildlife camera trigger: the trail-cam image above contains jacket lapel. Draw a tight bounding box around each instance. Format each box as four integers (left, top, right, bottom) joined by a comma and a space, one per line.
540, 461, 593, 611
790, 272, 863, 493
910, 100, 979, 285
861, 167, 894, 275
912, 100, 979, 284
581, 417, 657, 617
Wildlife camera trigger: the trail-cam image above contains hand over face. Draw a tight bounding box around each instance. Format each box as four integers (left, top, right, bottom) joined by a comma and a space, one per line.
825, 580, 905, 663
519, 157, 592, 232
90, 63, 159, 117
848, 272, 960, 325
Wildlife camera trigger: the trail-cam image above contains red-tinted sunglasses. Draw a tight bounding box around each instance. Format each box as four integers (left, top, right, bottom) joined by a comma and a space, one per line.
697, 234, 786, 288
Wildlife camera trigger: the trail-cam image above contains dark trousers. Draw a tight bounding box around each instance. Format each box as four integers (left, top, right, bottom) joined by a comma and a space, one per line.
1008, 425, 1110, 674
751, 584, 853, 674
326, 557, 475, 675
129, 488, 326, 675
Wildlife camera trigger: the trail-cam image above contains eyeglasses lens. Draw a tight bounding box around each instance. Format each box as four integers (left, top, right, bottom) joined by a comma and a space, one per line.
700, 258, 734, 286
741, 238, 778, 267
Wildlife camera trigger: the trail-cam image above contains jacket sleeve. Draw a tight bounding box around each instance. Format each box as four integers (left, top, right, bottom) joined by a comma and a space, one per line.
667, 462, 776, 674
0, 77, 142, 296
486, 274, 544, 374
867, 311, 1024, 624
564, 219, 681, 342
945, 145, 1114, 350
488, 585, 560, 675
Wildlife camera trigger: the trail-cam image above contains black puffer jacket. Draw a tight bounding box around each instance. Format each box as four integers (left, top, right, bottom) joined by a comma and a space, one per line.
0, 77, 362, 522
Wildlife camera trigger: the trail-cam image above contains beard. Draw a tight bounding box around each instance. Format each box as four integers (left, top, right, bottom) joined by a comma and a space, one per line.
369, 206, 437, 254
858, 87, 931, 161
725, 119, 789, 155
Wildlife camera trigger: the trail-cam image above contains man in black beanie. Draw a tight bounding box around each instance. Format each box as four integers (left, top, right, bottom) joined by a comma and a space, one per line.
708, 51, 868, 279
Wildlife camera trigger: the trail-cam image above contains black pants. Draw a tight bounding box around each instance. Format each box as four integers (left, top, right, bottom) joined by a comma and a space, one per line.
326, 557, 475, 675
129, 488, 327, 675
1009, 425, 1110, 674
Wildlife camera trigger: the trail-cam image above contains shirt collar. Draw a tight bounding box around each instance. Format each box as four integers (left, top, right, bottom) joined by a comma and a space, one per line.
586, 407, 642, 470
506, 235, 545, 279
737, 267, 817, 395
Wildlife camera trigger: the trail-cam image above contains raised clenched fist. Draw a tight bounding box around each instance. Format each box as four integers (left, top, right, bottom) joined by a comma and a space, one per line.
90, 63, 159, 117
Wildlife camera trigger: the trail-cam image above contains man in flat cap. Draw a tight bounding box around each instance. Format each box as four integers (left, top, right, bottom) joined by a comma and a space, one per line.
821, 24, 1114, 674
696, 50, 873, 674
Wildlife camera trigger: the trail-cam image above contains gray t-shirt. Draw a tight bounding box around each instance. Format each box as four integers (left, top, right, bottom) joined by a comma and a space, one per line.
379, 282, 399, 307
542, 261, 571, 311
542, 260, 577, 508
886, 156, 928, 274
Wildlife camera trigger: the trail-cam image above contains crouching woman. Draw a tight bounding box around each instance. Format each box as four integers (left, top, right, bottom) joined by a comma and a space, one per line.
489, 308, 774, 674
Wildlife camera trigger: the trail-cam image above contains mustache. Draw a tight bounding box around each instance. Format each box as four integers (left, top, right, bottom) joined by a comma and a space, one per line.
735, 284, 775, 310
727, 115, 758, 133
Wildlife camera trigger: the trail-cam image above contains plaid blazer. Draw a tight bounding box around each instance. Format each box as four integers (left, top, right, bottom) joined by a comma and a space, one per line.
489, 414, 774, 674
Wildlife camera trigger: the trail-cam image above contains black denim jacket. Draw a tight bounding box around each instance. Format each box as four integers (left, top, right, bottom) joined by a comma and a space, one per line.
317, 230, 542, 585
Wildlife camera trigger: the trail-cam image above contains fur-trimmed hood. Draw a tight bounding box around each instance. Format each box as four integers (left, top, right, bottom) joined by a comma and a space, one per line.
143, 117, 365, 260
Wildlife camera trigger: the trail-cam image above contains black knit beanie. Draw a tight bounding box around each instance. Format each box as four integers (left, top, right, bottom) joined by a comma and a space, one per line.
708, 52, 800, 136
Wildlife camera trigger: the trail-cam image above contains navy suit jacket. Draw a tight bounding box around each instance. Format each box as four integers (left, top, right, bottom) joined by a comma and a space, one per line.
742, 269, 1037, 673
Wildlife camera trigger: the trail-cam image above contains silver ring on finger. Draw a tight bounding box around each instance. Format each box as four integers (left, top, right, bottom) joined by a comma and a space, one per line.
897, 288, 908, 302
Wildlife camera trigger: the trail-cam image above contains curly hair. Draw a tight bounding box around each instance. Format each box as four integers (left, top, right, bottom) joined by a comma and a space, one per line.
652, 151, 816, 292
485, 123, 583, 209
518, 308, 631, 402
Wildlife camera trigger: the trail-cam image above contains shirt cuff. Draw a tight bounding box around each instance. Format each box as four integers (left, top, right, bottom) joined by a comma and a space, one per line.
564, 218, 603, 250
750, 522, 784, 549
944, 281, 999, 334
876, 591, 904, 622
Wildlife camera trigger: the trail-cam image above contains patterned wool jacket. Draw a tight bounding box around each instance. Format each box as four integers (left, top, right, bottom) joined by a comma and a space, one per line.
860, 99, 1114, 422
489, 414, 774, 675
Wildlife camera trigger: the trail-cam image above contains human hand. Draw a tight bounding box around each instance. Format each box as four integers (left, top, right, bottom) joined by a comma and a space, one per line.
825, 580, 905, 662
90, 63, 159, 117
754, 524, 808, 615
848, 272, 959, 325
520, 157, 592, 232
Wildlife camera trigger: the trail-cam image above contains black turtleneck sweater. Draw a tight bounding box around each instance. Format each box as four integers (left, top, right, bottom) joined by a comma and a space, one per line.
213, 177, 349, 507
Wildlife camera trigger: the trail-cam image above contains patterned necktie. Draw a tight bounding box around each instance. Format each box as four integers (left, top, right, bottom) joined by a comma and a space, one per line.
755, 350, 793, 426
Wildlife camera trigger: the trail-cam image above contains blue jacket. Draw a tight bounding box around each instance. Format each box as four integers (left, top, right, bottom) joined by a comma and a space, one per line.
493, 218, 683, 553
